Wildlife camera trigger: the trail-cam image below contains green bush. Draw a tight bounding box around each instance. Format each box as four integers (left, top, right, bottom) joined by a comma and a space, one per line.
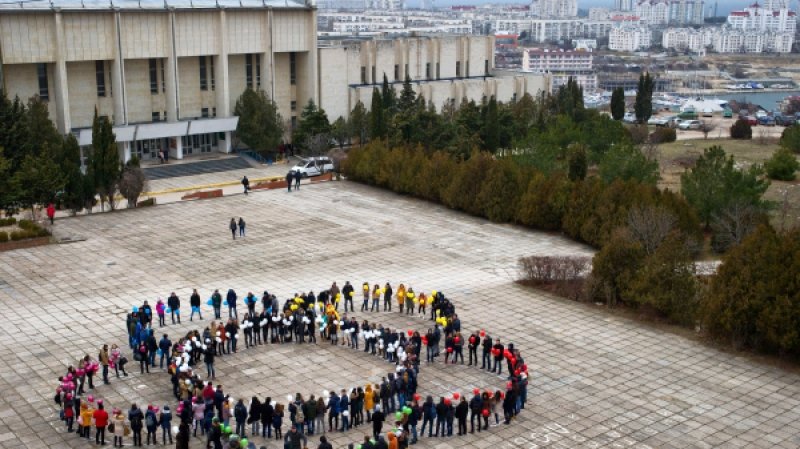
0, 218, 17, 227
0, 231, 7, 243
765, 147, 800, 181
650, 127, 676, 143
781, 125, 800, 153
17, 220, 37, 231
730, 119, 752, 140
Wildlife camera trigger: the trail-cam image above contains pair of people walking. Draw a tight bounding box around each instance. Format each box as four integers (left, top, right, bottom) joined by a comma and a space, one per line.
286, 170, 302, 192
229, 218, 246, 240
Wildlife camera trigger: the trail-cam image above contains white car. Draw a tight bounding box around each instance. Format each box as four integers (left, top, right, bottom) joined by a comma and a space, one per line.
648, 116, 670, 127
678, 120, 702, 130
291, 157, 334, 177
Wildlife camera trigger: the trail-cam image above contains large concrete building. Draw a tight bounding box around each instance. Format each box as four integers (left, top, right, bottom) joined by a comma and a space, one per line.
317, 35, 550, 122
521, 48, 596, 92
0, 2, 548, 163
0, 0, 318, 162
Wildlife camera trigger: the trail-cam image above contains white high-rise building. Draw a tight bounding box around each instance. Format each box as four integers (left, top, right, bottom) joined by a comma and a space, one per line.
727, 3, 796, 33
616, 0, 635, 11
634, 0, 704, 25
609, 26, 653, 51
533, 0, 578, 18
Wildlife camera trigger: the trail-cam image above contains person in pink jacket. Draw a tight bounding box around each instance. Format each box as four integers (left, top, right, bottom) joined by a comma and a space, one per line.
156, 299, 166, 327
192, 397, 206, 437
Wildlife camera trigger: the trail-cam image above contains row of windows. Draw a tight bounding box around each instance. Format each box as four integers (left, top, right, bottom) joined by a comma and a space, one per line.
360, 59, 490, 84
39, 53, 301, 102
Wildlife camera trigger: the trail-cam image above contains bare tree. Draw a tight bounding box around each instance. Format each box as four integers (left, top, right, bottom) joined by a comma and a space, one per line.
304, 133, 332, 157
757, 126, 770, 146
627, 205, 677, 255
699, 121, 716, 140
118, 165, 148, 208
711, 201, 763, 252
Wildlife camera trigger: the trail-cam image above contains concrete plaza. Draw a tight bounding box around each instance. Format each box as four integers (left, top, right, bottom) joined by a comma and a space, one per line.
0, 181, 798, 448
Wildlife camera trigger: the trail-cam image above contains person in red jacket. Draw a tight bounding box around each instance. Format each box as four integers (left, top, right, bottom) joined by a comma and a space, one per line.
93, 403, 109, 445
46, 203, 55, 225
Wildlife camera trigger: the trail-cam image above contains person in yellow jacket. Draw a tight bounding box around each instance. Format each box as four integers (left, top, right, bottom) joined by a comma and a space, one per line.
364, 384, 375, 422
396, 284, 406, 314
361, 282, 370, 312
80, 402, 94, 439
371, 285, 381, 312
405, 288, 415, 316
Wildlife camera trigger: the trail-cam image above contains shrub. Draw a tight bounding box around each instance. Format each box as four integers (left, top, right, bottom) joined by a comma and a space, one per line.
650, 127, 676, 143
765, 147, 800, 181
781, 125, 800, 153
137, 198, 156, 207
627, 124, 650, 145
0, 231, 7, 243
518, 255, 590, 300
730, 119, 752, 140
0, 218, 16, 227
17, 220, 37, 231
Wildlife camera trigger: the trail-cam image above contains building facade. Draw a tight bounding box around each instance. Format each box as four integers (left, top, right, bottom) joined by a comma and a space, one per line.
0, 0, 318, 163
634, 0, 703, 26
609, 26, 652, 51
317, 35, 550, 121
521, 48, 596, 93
532, 0, 578, 18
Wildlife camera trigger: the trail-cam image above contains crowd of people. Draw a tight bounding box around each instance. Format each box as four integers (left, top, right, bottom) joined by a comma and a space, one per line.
54, 281, 530, 449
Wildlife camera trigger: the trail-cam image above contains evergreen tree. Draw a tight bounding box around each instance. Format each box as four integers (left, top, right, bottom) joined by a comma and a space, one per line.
397, 75, 416, 113
481, 96, 500, 153
330, 117, 350, 149
681, 145, 769, 229
381, 73, 396, 113
233, 88, 284, 160
0, 90, 28, 174
610, 87, 625, 121
59, 134, 90, 214
567, 143, 588, 181
349, 101, 368, 145
634, 72, 655, 124
292, 99, 331, 154
11, 142, 64, 216
369, 88, 386, 140
87, 109, 121, 211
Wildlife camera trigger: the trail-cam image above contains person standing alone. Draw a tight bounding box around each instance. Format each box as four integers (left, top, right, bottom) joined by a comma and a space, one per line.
242, 176, 250, 195
238, 217, 246, 238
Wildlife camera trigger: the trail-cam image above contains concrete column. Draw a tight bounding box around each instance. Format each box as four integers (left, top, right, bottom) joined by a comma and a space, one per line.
309, 8, 319, 105
261, 10, 272, 98
215, 9, 230, 117
111, 11, 127, 125
165, 10, 179, 122
52, 11, 71, 133
215, 9, 231, 153
122, 142, 131, 163
174, 136, 183, 159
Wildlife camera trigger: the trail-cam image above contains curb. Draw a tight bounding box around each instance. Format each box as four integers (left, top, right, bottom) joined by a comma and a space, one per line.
144, 175, 285, 197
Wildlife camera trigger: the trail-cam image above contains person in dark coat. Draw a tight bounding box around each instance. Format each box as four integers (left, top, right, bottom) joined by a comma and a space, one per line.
286, 171, 294, 192
371, 404, 385, 440
234, 398, 247, 436
469, 391, 483, 434
175, 421, 190, 449
284, 425, 307, 449
229, 218, 237, 240
207, 417, 223, 449
261, 397, 274, 438
455, 397, 468, 436
241, 175, 250, 195
168, 292, 181, 324
317, 435, 333, 449
293, 170, 302, 190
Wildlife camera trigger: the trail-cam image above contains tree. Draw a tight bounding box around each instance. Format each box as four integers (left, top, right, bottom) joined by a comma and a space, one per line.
349, 101, 369, 146
566, 143, 587, 181
369, 88, 386, 140
590, 227, 646, 307
233, 88, 284, 160
627, 205, 677, 255
87, 110, 121, 211
476, 158, 523, 222
58, 134, 91, 214
681, 146, 769, 229
599, 143, 658, 185
11, 143, 65, 216
292, 100, 331, 154
634, 72, 654, 124
729, 118, 752, 140
699, 121, 716, 140
710, 200, 766, 253
625, 232, 697, 325
780, 125, 800, 153
765, 147, 800, 180
481, 96, 500, 153
330, 117, 350, 149
118, 157, 147, 208
610, 87, 625, 121
397, 75, 416, 113
381, 73, 396, 114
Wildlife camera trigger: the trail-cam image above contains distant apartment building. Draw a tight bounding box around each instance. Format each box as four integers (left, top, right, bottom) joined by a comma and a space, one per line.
532, 0, 578, 18
712, 29, 793, 53
317, 35, 550, 121
588, 8, 611, 20
609, 26, 653, 51
727, 3, 796, 34
521, 48, 596, 92
634, 0, 704, 26
616, 0, 635, 11
572, 39, 598, 50
493, 18, 616, 42
661, 27, 713, 52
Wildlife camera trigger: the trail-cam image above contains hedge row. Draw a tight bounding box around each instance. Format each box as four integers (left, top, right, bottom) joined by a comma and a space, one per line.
343, 142, 701, 249
0, 217, 17, 226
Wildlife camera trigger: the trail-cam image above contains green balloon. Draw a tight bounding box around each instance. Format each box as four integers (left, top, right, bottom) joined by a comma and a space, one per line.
403, 406, 412, 414
356, 445, 362, 449
240, 438, 248, 447
395, 411, 403, 420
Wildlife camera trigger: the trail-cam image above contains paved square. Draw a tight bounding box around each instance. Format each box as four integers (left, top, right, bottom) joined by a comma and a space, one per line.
1, 181, 799, 449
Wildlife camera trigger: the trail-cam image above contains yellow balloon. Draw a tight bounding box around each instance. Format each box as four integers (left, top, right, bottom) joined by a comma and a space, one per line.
336, 293, 342, 299
432, 290, 437, 296
290, 304, 298, 311
363, 285, 369, 291
349, 291, 354, 297
294, 298, 304, 304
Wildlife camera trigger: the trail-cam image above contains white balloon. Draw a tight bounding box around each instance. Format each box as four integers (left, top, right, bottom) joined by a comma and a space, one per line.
225, 332, 231, 338
202, 344, 207, 350
323, 390, 329, 398
272, 316, 281, 322
216, 337, 221, 343
216, 331, 221, 336
172, 425, 179, 435
191, 337, 197, 342
233, 334, 238, 340
185, 379, 192, 385
287, 394, 293, 402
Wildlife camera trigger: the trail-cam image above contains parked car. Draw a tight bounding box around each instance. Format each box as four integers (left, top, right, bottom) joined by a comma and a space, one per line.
745, 116, 759, 126
722, 109, 733, 118
758, 115, 776, 126
290, 157, 334, 177
776, 115, 797, 126
702, 108, 713, 117
678, 109, 698, 120
678, 120, 702, 130
623, 113, 638, 124
648, 116, 670, 127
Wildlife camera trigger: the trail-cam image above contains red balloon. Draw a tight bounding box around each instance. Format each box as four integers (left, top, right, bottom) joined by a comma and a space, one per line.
479, 330, 486, 337
454, 337, 460, 344
514, 369, 521, 376
500, 392, 505, 399
481, 409, 490, 417
407, 330, 413, 337
453, 392, 460, 400
446, 347, 453, 353
444, 398, 451, 406
506, 381, 513, 389
473, 388, 480, 395
413, 394, 421, 402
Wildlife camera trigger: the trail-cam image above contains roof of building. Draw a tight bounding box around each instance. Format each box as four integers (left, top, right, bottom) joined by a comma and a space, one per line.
0, 0, 308, 11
